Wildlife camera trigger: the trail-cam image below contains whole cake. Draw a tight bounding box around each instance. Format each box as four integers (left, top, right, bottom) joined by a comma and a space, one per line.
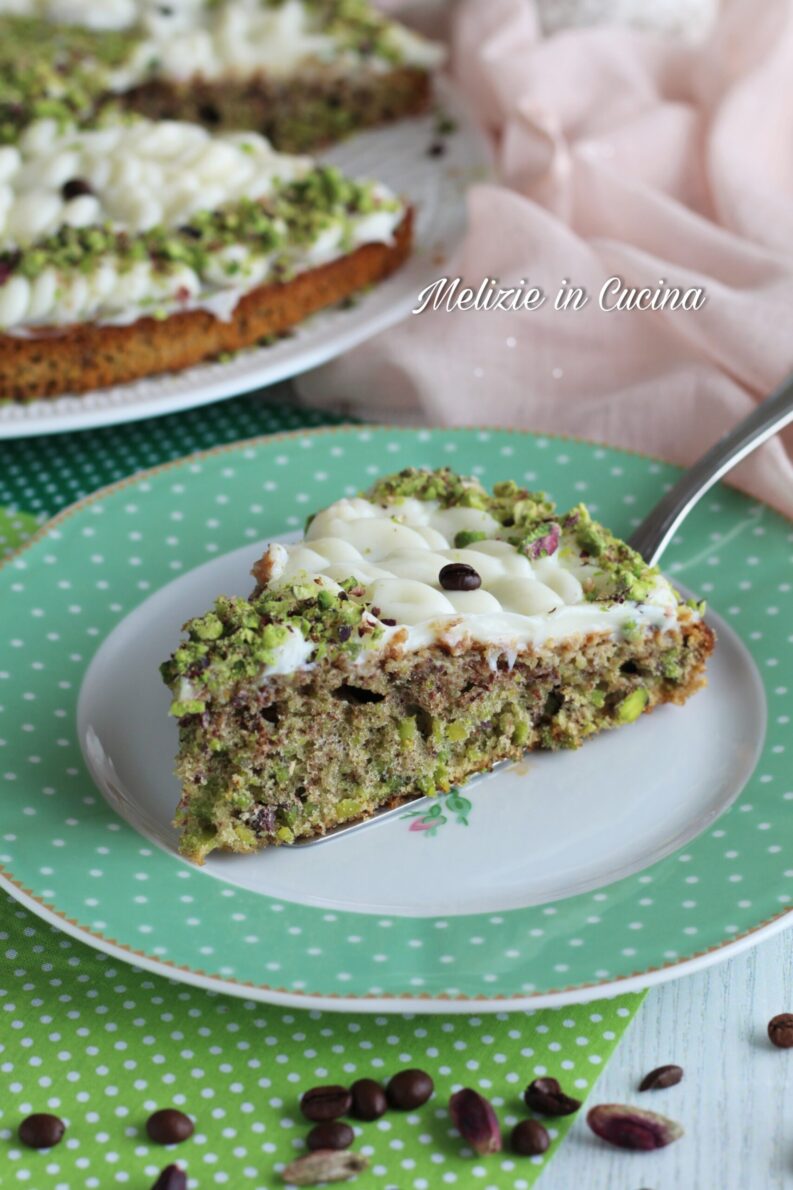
161, 468, 715, 864
0, 0, 443, 151
0, 114, 411, 398
0, 0, 443, 400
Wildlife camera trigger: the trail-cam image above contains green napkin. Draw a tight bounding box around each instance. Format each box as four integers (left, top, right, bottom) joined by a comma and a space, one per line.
0, 506, 39, 556
0, 894, 644, 1189
0, 391, 647, 1188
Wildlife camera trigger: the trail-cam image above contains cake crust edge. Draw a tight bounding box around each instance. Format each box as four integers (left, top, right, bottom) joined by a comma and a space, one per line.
0, 208, 412, 402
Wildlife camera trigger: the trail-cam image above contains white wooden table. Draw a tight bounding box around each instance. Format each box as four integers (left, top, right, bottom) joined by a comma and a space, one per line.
547, 924, 793, 1188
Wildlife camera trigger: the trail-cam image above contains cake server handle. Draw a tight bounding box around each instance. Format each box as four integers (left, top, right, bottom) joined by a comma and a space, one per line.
628, 370, 793, 567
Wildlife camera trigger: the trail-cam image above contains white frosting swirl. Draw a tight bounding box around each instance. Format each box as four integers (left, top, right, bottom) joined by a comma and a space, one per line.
255, 496, 686, 676
0, 117, 403, 329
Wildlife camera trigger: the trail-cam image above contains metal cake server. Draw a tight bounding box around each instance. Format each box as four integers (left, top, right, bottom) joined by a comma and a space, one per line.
295, 372, 793, 846
628, 368, 793, 564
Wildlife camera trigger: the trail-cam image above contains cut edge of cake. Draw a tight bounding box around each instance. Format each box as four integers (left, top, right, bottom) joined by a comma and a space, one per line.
160, 467, 716, 864
118, 64, 435, 155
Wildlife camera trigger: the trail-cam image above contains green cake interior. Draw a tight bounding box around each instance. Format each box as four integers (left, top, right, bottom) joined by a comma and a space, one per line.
161, 469, 714, 864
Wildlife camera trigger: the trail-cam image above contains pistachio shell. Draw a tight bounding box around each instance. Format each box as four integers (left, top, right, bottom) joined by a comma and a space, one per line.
587, 1103, 684, 1150
449, 1088, 502, 1155
281, 1149, 368, 1185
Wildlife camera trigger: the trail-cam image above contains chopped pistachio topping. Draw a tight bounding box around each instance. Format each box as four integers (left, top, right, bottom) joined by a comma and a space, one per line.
367, 466, 494, 509
0, 166, 394, 296
291, 0, 404, 62
0, 1, 416, 143
453, 529, 488, 548
488, 479, 557, 529
366, 468, 662, 604
162, 468, 695, 713
562, 503, 660, 604
509, 519, 561, 560
366, 468, 557, 533
161, 578, 385, 715
0, 18, 135, 144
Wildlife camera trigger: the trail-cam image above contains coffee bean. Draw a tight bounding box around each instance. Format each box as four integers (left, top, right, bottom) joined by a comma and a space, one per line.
350, 1078, 387, 1121
151, 1165, 187, 1190
511, 1119, 550, 1156
768, 1013, 793, 1048
18, 1113, 65, 1149
638, 1064, 683, 1092
61, 178, 94, 200
524, 1077, 581, 1117
439, 563, 481, 592
386, 1068, 434, 1110
300, 1085, 352, 1122
0, 254, 19, 286
306, 1121, 354, 1151
146, 1108, 195, 1145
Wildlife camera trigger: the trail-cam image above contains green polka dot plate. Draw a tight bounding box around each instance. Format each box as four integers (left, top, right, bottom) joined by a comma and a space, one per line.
1, 426, 790, 1011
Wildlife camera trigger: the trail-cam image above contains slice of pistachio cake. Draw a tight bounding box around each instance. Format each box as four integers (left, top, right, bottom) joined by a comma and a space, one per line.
161, 468, 715, 863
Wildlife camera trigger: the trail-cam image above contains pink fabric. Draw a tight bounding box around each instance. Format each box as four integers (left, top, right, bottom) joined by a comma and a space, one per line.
298, 0, 793, 516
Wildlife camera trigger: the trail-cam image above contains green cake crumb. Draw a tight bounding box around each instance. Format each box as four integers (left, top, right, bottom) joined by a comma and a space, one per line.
660, 648, 683, 680
398, 717, 417, 744
615, 687, 649, 723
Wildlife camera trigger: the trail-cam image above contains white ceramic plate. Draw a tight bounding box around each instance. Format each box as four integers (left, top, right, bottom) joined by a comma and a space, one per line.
0, 79, 487, 438
78, 535, 765, 920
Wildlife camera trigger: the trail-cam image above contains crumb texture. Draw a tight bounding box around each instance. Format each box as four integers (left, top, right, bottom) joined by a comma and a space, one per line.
171, 624, 714, 863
